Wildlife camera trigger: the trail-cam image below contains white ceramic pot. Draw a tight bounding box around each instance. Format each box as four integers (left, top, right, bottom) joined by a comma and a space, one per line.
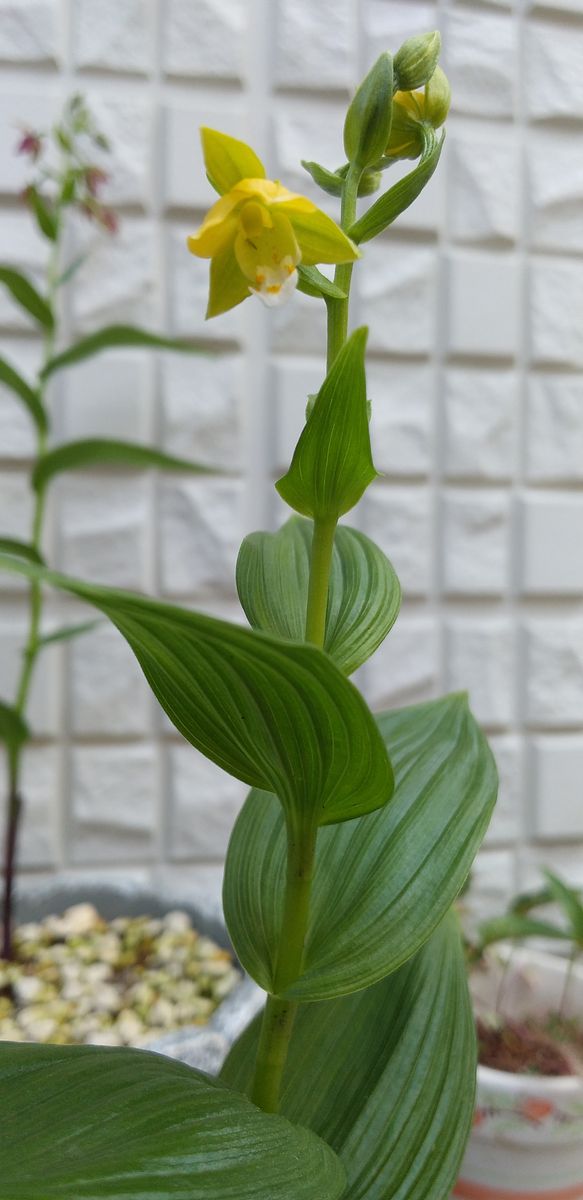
455, 948, 583, 1200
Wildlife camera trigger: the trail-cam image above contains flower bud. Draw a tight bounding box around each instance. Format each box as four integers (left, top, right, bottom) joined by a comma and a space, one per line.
424, 66, 451, 129
384, 92, 425, 161
344, 52, 394, 168
394, 31, 440, 91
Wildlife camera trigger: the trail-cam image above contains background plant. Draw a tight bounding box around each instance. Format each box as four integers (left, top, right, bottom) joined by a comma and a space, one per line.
0, 96, 207, 962
0, 33, 498, 1200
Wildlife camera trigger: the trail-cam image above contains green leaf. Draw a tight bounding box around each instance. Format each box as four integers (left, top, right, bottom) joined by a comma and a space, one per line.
0, 356, 47, 434
0, 1043, 345, 1200
223, 694, 497, 998
38, 619, 103, 648
32, 439, 215, 491
0, 556, 394, 832
42, 325, 201, 379
296, 264, 347, 301
0, 538, 44, 566
0, 701, 29, 751
477, 914, 573, 951
509, 885, 556, 916
301, 160, 344, 197
276, 328, 377, 520
27, 185, 58, 241
222, 915, 475, 1200
543, 870, 583, 943
0, 266, 54, 331
348, 132, 444, 244
236, 516, 400, 676
344, 52, 394, 169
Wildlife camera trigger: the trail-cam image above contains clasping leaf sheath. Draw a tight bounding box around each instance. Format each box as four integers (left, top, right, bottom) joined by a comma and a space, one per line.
276, 328, 377, 520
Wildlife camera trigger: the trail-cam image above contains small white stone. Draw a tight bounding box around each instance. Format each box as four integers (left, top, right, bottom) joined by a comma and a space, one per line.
163, 911, 191, 933
86, 1029, 123, 1047
12, 975, 44, 1005
59, 904, 102, 937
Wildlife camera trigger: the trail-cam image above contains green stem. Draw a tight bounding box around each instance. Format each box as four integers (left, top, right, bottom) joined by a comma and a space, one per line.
305, 516, 337, 647
326, 162, 362, 370
250, 820, 317, 1112
2, 230, 60, 961
250, 162, 362, 1113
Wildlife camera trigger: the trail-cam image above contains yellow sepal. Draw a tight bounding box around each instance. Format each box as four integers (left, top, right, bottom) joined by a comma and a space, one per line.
201, 128, 266, 196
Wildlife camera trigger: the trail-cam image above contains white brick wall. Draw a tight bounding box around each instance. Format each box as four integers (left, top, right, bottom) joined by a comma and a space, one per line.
1, 0, 582, 913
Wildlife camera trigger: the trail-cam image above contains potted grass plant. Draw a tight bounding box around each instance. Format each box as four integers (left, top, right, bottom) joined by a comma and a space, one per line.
0, 31, 501, 1200
457, 872, 583, 1198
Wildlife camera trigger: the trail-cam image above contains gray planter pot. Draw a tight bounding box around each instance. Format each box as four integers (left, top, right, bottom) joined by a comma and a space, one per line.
15, 878, 264, 1074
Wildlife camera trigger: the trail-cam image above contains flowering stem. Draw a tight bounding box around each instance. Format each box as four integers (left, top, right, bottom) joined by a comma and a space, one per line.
250, 164, 364, 1115
326, 163, 362, 370
1, 229, 60, 962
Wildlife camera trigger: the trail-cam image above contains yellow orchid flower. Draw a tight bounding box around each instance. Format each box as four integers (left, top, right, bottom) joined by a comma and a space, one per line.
188, 128, 359, 318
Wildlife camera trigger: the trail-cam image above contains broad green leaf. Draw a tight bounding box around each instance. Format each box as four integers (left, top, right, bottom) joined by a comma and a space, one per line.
477, 914, 572, 951
0, 1043, 345, 1200
0, 701, 29, 750
276, 328, 377, 520
236, 516, 400, 676
32, 439, 214, 491
223, 694, 497, 998
38, 619, 102, 648
42, 325, 200, 379
344, 52, 394, 169
0, 356, 47, 434
296, 264, 347, 301
222, 915, 475, 1200
0, 266, 53, 331
0, 556, 394, 831
201, 127, 266, 195
349, 132, 444, 244
0, 538, 44, 566
543, 870, 583, 943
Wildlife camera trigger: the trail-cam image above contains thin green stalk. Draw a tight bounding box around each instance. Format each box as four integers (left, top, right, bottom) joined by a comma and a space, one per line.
2, 230, 60, 961
250, 162, 362, 1113
305, 516, 337, 647
326, 162, 362, 370
559, 945, 578, 1020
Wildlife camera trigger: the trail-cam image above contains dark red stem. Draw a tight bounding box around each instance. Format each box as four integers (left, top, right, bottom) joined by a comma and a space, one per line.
1, 787, 22, 962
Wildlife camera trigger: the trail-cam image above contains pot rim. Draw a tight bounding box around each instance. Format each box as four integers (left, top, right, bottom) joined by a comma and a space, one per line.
475, 945, 583, 1095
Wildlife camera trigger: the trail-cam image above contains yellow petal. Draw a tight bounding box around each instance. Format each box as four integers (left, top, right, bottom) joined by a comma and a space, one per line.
187, 195, 241, 258
231, 178, 309, 207
206, 243, 251, 318
281, 205, 359, 266
239, 200, 273, 239
201, 128, 265, 195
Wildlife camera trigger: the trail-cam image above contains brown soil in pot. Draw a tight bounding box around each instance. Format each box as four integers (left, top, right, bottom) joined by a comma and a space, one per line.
477, 1016, 583, 1077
